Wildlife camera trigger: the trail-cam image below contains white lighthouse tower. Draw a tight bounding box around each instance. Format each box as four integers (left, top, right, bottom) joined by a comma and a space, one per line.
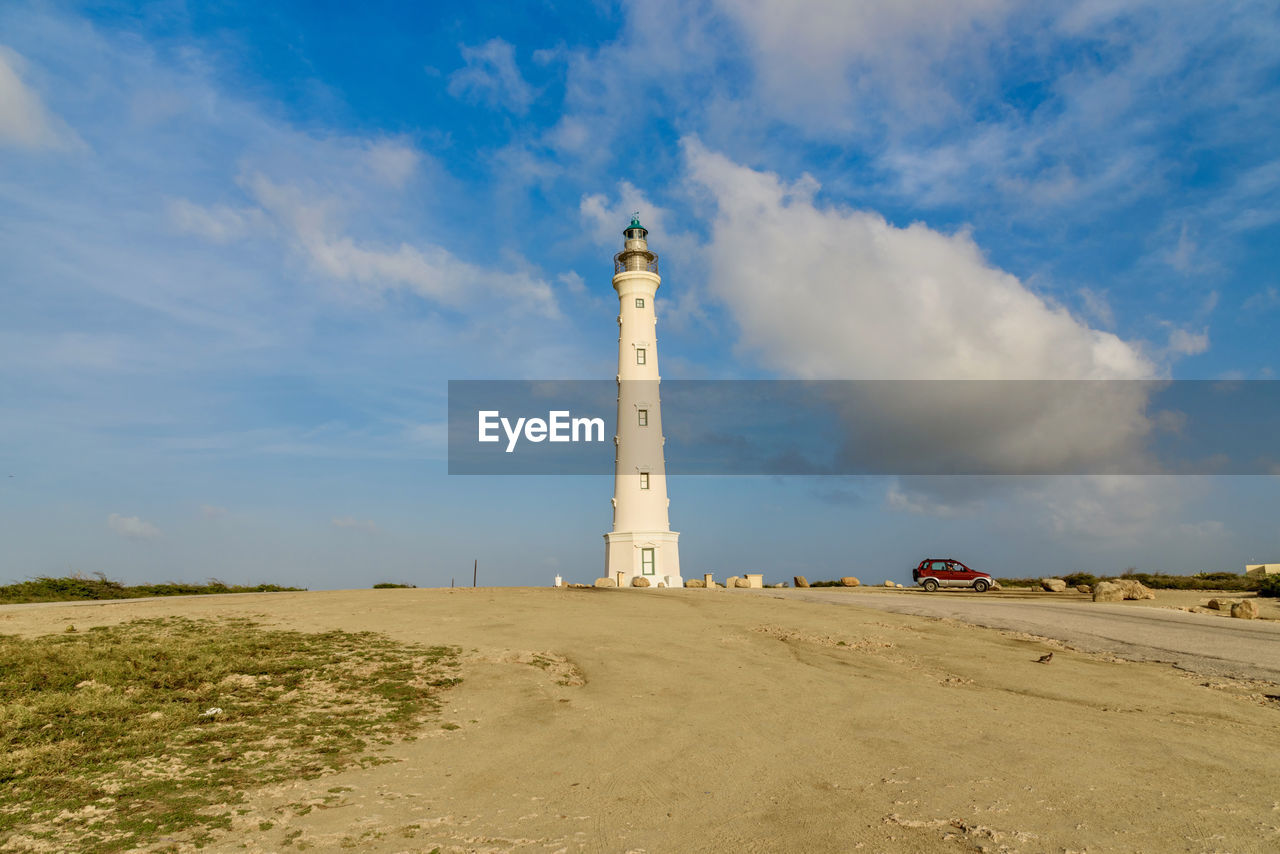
604, 214, 682, 588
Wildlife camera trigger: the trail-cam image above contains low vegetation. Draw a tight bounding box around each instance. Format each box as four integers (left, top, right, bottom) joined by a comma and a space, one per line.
0, 617, 460, 852
996, 570, 1264, 591
372, 583, 417, 589
1257, 575, 1280, 598
0, 573, 303, 605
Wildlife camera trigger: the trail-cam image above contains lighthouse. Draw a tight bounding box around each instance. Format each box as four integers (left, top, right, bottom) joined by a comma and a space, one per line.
604, 214, 682, 588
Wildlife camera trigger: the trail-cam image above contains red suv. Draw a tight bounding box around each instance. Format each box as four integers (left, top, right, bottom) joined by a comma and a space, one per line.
912, 559, 993, 593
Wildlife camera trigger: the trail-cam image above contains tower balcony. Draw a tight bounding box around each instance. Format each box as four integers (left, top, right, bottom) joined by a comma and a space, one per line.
614, 250, 659, 275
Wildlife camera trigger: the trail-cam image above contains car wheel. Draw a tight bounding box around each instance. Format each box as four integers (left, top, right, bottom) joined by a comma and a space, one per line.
922, 578, 939, 592
973, 579, 990, 593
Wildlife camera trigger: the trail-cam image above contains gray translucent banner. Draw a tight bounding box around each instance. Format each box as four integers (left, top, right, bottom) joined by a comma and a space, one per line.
447, 380, 1280, 475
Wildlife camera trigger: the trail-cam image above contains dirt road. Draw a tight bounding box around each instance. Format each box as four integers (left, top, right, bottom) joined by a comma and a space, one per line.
769, 588, 1280, 682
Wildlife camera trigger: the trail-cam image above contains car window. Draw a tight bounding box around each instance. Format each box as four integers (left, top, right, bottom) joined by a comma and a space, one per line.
931, 561, 947, 571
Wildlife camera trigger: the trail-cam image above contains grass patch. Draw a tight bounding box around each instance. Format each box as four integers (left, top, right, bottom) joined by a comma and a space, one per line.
0, 617, 460, 852
0, 572, 303, 605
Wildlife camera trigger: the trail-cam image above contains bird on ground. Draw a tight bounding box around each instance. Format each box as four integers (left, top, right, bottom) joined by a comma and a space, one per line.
1035, 652, 1054, 664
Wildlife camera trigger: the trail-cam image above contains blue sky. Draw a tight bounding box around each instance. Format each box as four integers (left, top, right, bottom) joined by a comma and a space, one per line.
2, 0, 1278, 588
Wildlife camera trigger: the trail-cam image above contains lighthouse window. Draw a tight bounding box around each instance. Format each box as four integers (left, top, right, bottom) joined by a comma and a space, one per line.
635, 298, 644, 308
636, 348, 646, 365
639, 472, 650, 490
641, 548, 655, 575
638, 409, 648, 426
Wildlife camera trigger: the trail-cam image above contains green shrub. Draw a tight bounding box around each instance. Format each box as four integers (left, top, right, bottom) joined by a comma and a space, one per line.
0, 573, 303, 605
1120, 571, 1257, 591
1060, 572, 1100, 588
373, 583, 416, 589
997, 571, 1259, 591
1257, 574, 1280, 598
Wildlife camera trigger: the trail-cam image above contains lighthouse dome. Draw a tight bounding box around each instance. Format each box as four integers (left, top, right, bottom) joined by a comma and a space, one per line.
623, 213, 647, 241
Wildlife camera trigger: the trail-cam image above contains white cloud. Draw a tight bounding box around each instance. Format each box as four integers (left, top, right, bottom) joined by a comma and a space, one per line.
169, 198, 265, 243
218, 173, 559, 316
579, 182, 712, 334
404, 422, 446, 446
1176, 519, 1226, 538
331, 516, 378, 533
108, 513, 161, 539
1078, 287, 1115, 329
886, 483, 968, 517
1167, 327, 1209, 356
1242, 286, 1279, 314
717, 0, 1013, 132
200, 504, 228, 518
362, 139, 420, 188
1162, 222, 1199, 273
1036, 476, 1190, 541
683, 140, 1190, 523
558, 271, 587, 295
683, 138, 1153, 381
0, 46, 79, 150
447, 39, 535, 114
880, 474, 1203, 545
580, 181, 680, 252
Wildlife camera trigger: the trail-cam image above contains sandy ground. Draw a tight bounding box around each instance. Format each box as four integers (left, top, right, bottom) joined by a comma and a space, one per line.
4, 588, 1280, 853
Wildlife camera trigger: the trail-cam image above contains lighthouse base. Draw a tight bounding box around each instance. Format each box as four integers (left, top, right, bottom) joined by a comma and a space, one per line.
604, 530, 682, 589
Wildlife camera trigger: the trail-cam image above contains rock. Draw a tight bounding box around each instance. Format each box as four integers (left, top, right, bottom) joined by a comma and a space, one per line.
657, 582, 665, 587
1206, 598, 1240, 611
1113, 579, 1155, 600
1092, 581, 1125, 602
631, 576, 651, 587
794, 576, 810, 588
1230, 600, 1259, 619
733, 577, 752, 588
593, 577, 616, 588
1076, 584, 1092, 594
1041, 578, 1067, 592
685, 579, 705, 588
840, 576, 861, 587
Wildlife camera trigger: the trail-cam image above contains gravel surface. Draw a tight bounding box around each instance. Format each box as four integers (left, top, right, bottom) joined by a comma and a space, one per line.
764, 588, 1280, 682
